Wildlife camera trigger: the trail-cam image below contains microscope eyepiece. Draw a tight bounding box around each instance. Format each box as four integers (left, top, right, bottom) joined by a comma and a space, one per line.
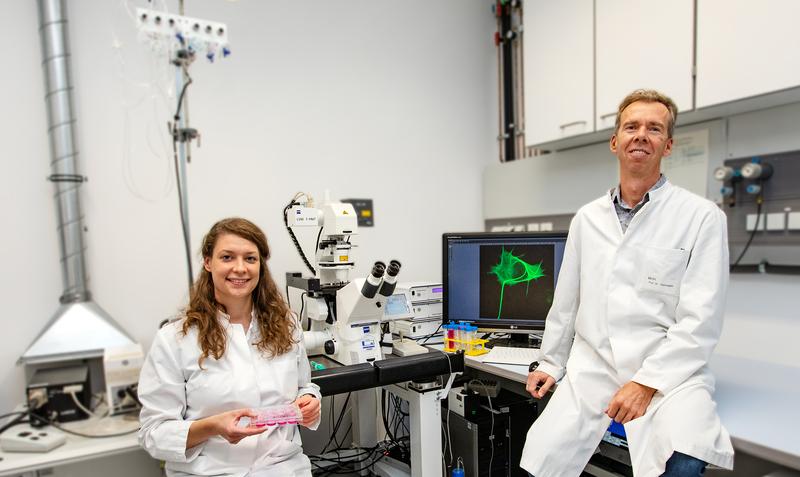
371, 261, 386, 278
361, 261, 386, 298
386, 260, 401, 277
378, 259, 402, 297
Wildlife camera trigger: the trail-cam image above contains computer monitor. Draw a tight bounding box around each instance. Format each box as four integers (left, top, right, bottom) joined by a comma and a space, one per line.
442, 232, 568, 335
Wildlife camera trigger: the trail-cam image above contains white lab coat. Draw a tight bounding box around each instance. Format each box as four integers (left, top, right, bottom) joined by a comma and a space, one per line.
138, 311, 321, 477
520, 182, 734, 477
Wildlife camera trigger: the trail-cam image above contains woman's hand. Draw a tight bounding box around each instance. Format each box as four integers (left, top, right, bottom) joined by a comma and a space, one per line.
294, 395, 320, 428
188, 408, 266, 448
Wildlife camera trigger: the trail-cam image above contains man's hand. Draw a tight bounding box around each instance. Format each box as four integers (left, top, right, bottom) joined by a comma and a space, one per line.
526, 370, 556, 399
605, 381, 657, 424
294, 394, 321, 427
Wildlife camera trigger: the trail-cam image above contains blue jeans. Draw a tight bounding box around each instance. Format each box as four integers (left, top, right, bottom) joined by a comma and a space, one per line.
661, 451, 707, 476
526, 451, 707, 477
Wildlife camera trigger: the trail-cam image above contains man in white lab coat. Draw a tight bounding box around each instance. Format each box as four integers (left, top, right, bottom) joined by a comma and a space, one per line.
520, 90, 734, 477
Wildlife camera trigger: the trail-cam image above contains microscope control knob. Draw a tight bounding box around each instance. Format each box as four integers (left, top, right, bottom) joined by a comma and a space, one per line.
324, 340, 336, 355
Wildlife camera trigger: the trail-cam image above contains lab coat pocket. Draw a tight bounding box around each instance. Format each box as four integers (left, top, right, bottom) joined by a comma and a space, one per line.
260, 348, 299, 401
636, 246, 689, 297
185, 367, 234, 412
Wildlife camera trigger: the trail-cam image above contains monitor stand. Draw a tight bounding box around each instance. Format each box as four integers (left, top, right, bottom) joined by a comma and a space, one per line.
488, 333, 540, 349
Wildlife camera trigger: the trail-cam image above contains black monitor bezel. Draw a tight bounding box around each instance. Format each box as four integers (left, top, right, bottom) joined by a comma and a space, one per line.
442, 231, 568, 333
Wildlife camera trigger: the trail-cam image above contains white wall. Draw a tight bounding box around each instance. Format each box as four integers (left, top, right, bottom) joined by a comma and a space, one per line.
484, 119, 729, 220
715, 102, 800, 368
0, 0, 497, 415
483, 102, 800, 369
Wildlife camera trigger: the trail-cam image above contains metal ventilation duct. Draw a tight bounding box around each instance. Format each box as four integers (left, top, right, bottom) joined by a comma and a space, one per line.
20, 0, 135, 365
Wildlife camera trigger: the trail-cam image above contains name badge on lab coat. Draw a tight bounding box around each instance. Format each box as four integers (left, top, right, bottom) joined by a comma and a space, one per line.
637, 245, 689, 296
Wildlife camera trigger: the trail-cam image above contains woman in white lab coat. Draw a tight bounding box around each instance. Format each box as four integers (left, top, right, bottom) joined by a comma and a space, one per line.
138, 217, 321, 477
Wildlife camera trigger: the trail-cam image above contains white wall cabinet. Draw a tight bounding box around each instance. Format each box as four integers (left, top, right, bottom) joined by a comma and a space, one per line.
595, 0, 694, 130
523, 0, 593, 145
524, 0, 800, 149
696, 0, 800, 108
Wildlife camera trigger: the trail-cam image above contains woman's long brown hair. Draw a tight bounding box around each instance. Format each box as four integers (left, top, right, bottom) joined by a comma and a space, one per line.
181, 217, 296, 367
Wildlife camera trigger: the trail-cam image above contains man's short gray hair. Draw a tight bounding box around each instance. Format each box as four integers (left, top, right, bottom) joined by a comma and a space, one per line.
614, 89, 678, 138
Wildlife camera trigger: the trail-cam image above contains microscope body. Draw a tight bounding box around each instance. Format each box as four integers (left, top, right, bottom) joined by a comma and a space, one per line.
286, 196, 400, 365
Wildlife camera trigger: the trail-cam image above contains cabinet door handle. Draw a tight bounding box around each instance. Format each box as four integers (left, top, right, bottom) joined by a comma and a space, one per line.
600, 112, 617, 120
559, 120, 587, 129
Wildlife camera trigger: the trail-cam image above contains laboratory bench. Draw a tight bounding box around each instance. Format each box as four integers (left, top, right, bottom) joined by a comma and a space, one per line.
455, 349, 800, 473
1, 351, 796, 476
0, 413, 146, 477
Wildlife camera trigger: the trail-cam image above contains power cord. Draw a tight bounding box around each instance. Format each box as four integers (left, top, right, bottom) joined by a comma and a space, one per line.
0, 411, 28, 434
389, 393, 409, 449
124, 385, 143, 408
444, 350, 454, 468
309, 442, 385, 476
419, 323, 443, 345
283, 195, 317, 276
380, 389, 405, 453
319, 392, 351, 455
731, 195, 763, 270
469, 378, 495, 475
26, 411, 138, 439
68, 391, 105, 419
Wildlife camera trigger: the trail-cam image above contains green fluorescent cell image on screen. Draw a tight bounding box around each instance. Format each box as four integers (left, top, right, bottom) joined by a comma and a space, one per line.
489, 247, 546, 318
480, 244, 555, 320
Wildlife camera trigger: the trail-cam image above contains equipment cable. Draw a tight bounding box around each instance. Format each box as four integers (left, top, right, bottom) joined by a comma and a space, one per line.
731, 194, 763, 270
27, 411, 138, 438
380, 389, 402, 450
298, 292, 309, 331
388, 394, 409, 452
0, 411, 27, 434
170, 65, 195, 291
445, 352, 454, 467
283, 197, 317, 276
319, 392, 351, 455
419, 323, 443, 345
315, 227, 324, 255
309, 443, 385, 476
68, 391, 106, 419
469, 378, 496, 475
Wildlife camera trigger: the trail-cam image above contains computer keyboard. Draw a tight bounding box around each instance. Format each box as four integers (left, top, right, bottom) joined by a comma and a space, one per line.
482, 346, 541, 366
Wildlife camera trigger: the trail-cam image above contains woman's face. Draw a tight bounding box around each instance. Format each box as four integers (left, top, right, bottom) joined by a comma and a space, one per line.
204, 233, 261, 306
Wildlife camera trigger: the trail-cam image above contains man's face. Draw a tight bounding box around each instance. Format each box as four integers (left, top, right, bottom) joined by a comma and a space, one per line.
610, 100, 673, 178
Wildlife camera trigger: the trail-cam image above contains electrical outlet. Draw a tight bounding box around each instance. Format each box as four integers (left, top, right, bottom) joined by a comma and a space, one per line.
136, 8, 229, 59
788, 212, 800, 231
746, 214, 766, 232
766, 212, 786, 231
